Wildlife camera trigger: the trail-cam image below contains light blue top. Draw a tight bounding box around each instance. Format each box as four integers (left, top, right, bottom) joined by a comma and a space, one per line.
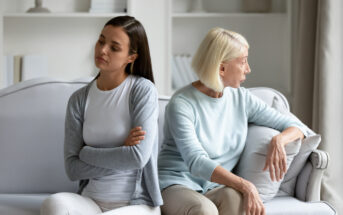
158, 84, 308, 193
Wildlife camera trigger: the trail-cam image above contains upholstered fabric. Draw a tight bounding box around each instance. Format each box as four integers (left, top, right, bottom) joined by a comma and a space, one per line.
0, 79, 85, 193
235, 125, 301, 202
265, 196, 336, 215
278, 135, 321, 197
0, 194, 49, 215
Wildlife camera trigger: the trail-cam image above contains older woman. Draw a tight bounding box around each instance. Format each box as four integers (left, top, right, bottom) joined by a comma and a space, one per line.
158, 27, 308, 215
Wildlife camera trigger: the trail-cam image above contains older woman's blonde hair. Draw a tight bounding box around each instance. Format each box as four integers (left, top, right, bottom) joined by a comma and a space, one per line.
192, 27, 249, 92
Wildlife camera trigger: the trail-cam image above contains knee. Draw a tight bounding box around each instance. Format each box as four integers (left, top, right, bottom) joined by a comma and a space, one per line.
40, 193, 69, 215
221, 188, 243, 202
217, 188, 244, 213
188, 200, 218, 215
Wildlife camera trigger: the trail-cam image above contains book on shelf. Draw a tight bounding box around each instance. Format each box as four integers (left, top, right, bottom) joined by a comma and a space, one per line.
172, 54, 197, 90
2, 55, 49, 88
89, 0, 126, 13
21, 55, 48, 81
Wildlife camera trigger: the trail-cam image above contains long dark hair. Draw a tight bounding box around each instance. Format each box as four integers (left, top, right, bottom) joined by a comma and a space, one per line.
96, 16, 154, 83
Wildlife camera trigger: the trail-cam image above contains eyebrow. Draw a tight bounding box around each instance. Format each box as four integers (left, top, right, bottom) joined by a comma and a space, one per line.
100, 34, 121, 46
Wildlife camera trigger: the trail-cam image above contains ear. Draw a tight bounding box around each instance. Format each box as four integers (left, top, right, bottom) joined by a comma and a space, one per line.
219, 64, 225, 77
128, 54, 138, 63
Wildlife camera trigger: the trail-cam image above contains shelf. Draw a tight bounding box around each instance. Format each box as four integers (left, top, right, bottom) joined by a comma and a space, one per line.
172, 12, 287, 18
3, 12, 127, 18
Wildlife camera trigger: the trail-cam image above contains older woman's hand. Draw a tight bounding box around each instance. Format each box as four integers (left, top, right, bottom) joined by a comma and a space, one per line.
263, 134, 287, 181
242, 179, 265, 215
124, 126, 145, 146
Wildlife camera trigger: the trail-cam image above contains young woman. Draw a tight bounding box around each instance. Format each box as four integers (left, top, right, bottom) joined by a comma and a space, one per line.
158, 27, 308, 215
41, 16, 162, 215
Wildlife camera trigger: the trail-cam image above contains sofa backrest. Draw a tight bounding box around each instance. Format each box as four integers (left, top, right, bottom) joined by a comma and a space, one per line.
0, 78, 289, 194
0, 78, 89, 194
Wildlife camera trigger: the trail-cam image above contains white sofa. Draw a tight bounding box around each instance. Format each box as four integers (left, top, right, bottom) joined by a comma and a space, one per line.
0, 78, 336, 215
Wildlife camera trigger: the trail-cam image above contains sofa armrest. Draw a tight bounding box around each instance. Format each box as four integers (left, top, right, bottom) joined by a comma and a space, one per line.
295, 149, 329, 202
306, 149, 329, 201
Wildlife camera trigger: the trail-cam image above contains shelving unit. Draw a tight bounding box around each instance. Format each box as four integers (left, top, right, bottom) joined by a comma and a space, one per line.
172, 12, 287, 18
0, 0, 169, 95
168, 0, 293, 99
3, 12, 127, 18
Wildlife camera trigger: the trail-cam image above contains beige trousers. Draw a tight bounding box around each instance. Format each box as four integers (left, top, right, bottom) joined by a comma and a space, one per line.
161, 185, 244, 215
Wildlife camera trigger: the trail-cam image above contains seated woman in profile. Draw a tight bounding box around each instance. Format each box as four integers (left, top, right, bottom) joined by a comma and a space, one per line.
158, 27, 308, 215
41, 16, 162, 215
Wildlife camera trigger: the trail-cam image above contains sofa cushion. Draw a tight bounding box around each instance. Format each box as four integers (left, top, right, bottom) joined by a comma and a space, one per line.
0, 79, 83, 193
0, 194, 49, 215
271, 96, 321, 197
235, 125, 301, 202
265, 196, 336, 215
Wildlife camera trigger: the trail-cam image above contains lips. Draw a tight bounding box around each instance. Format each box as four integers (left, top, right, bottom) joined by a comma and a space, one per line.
96, 56, 107, 63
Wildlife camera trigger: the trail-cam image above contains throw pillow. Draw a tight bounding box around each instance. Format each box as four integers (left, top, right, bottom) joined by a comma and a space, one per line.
271, 96, 321, 197
235, 125, 301, 202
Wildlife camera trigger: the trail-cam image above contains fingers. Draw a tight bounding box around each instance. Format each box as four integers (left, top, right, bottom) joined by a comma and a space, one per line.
264, 142, 289, 181
125, 126, 146, 146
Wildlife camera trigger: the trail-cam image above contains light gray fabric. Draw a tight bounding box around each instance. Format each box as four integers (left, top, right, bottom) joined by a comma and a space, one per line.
278, 135, 321, 197
272, 95, 321, 197
265, 196, 336, 215
0, 194, 49, 215
235, 125, 301, 202
0, 79, 85, 193
64, 77, 163, 207
295, 162, 312, 201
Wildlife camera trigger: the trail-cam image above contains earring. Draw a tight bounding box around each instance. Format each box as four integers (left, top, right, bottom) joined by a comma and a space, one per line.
130, 61, 134, 74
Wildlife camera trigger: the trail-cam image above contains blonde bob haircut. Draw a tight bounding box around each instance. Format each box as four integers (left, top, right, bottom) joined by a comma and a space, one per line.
192, 27, 249, 92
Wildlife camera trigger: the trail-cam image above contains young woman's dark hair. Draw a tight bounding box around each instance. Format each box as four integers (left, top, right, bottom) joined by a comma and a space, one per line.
94, 16, 154, 83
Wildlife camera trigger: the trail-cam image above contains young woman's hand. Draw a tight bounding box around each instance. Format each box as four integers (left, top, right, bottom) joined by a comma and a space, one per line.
263, 134, 287, 181
242, 180, 266, 215
124, 126, 146, 146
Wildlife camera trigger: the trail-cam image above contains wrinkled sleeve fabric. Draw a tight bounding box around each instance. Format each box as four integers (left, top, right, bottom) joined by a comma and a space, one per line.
64, 88, 116, 181
166, 97, 220, 181
79, 79, 159, 170
244, 89, 309, 137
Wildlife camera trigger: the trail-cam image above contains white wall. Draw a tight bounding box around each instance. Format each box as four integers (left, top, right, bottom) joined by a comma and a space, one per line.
1, 0, 169, 95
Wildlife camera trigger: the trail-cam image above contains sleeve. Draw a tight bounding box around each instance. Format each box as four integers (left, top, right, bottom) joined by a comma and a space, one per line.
79, 79, 159, 170
166, 97, 220, 181
64, 91, 116, 181
245, 90, 309, 137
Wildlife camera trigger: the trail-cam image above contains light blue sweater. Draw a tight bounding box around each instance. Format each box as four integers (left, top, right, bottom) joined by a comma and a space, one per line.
64, 76, 163, 207
158, 84, 308, 193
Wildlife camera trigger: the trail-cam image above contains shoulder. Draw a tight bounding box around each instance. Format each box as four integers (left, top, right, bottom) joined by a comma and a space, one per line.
130, 76, 158, 105
67, 81, 92, 109
167, 85, 197, 114
131, 76, 157, 94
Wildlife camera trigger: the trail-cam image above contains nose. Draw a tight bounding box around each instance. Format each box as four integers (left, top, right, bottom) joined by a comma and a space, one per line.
245, 63, 251, 74
99, 44, 109, 55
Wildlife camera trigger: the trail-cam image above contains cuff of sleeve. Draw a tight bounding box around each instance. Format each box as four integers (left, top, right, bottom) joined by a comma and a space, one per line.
193, 158, 220, 181
290, 124, 315, 138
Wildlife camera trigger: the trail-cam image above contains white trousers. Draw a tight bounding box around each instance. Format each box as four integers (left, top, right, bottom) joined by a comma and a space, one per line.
40, 192, 161, 215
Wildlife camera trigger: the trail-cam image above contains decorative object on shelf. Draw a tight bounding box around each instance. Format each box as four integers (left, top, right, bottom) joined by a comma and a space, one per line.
189, 0, 206, 13
27, 0, 50, 13
242, 0, 271, 13
173, 0, 190, 13
89, 0, 126, 13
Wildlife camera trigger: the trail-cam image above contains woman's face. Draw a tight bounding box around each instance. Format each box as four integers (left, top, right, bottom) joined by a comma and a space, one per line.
94, 25, 135, 74
220, 47, 251, 88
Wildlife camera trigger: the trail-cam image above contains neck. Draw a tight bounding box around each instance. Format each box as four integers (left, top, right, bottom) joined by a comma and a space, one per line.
192, 81, 223, 98
97, 70, 128, 91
